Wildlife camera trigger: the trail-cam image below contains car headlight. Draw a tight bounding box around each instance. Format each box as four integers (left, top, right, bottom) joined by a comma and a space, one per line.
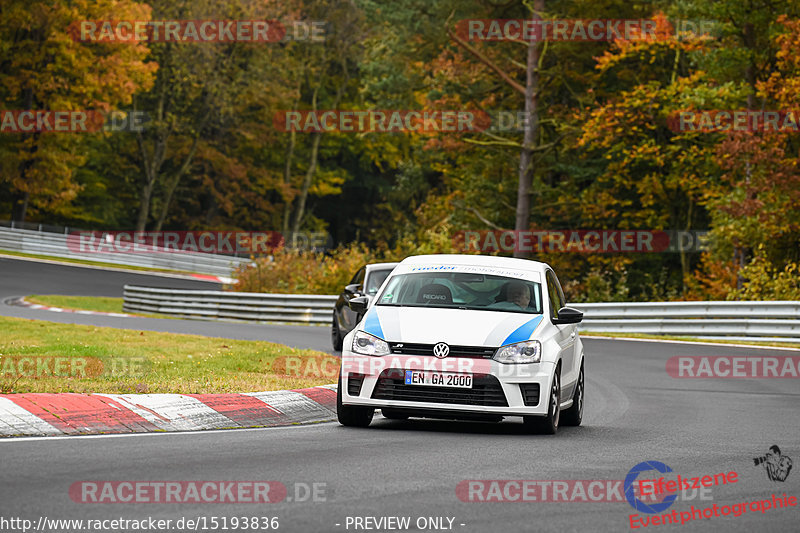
352, 330, 390, 356
492, 340, 541, 364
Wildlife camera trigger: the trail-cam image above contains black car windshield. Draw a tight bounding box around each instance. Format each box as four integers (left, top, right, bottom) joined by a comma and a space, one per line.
365, 268, 393, 295
376, 272, 543, 314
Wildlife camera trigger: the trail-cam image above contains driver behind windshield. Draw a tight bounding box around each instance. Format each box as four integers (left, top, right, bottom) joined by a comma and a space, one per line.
490, 280, 532, 310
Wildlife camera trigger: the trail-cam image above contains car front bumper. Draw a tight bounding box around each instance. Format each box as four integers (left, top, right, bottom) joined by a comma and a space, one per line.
340, 352, 556, 416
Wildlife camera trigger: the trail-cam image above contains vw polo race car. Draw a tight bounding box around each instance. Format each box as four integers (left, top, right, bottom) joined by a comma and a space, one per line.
337, 254, 585, 434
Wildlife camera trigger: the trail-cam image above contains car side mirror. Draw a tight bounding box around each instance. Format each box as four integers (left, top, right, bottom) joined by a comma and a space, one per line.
554, 306, 583, 325
348, 296, 368, 314
344, 283, 362, 296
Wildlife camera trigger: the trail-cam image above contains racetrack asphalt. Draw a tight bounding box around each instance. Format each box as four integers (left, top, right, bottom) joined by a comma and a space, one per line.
1, 256, 798, 531
0, 256, 333, 352
1, 338, 798, 532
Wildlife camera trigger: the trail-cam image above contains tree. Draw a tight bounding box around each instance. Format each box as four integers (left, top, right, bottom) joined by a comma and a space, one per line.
0, 0, 155, 222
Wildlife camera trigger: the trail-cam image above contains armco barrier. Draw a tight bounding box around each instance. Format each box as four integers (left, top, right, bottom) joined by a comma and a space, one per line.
577, 301, 800, 341
123, 286, 337, 324
0, 225, 249, 277
122, 287, 800, 341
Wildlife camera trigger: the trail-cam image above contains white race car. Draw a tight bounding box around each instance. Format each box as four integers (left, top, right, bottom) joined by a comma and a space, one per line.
337, 254, 585, 434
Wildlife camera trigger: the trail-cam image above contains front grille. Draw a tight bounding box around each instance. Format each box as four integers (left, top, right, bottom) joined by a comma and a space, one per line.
388, 342, 495, 359
371, 370, 508, 407
519, 383, 540, 406
347, 373, 365, 396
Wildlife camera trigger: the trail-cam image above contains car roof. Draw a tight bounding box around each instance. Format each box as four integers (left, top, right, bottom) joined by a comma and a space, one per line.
397, 254, 550, 273
366, 262, 399, 271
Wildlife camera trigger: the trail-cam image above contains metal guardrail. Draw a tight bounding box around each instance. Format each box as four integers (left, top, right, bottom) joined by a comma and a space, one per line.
122, 286, 800, 341
0, 226, 250, 277
575, 301, 800, 342
124, 286, 337, 323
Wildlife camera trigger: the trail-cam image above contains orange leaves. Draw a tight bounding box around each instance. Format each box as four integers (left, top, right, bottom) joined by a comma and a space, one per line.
594, 12, 707, 72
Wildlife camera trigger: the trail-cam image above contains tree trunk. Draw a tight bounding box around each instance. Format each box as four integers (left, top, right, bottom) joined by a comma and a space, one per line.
135, 134, 162, 233
11, 192, 29, 223
679, 198, 693, 295
281, 127, 297, 235
134, 82, 170, 232
290, 131, 321, 234
13, 88, 36, 223
153, 136, 200, 232
514, 0, 544, 258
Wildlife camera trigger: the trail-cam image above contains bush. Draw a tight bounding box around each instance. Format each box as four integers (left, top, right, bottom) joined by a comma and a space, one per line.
231, 243, 377, 295
734, 249, 800, 300
230, 226, 475, 294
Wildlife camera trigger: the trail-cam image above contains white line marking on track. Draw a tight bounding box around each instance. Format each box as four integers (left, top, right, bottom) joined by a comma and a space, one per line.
0, 420, 336, 442
581, 335, 800, 351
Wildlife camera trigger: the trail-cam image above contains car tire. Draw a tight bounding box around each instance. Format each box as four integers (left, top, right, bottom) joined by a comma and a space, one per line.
381, 408, 409, 420
331, 316, 344, 352
523, 370, 560, 435
561, 362, 584, 427
337, 374, 373, 427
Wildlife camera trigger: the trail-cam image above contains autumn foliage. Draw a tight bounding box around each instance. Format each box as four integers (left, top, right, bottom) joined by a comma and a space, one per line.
2, 0, 800, 301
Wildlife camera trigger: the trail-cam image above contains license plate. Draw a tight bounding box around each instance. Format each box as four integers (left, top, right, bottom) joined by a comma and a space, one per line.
404, 370, 473, 389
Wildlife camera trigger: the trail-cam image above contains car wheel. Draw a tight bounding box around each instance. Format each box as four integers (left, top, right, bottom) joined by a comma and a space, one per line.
523, 370, 560, 435
561, 363, 584, 427
331, 316, 343, 351
381, 408, 409, 420
336, 374, 373, 427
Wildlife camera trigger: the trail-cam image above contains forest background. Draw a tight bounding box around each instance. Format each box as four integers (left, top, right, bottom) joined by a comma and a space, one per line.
2, 0, 799, 301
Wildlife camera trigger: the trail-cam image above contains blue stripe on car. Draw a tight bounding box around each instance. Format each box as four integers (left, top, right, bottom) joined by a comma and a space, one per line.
363, 309, 384, 339
500, 315, 543, 346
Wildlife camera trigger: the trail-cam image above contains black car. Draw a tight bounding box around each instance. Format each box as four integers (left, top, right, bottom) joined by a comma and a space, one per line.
331, 262, 398, 350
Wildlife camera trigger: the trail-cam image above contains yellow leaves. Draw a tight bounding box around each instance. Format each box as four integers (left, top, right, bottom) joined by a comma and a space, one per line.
308, 168, 346, 197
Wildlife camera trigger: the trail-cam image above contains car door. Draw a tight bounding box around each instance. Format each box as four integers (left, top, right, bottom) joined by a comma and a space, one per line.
546, 269, 577, 399
340, 267, 366, 332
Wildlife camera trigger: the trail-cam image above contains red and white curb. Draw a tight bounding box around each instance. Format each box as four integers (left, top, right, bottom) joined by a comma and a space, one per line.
189, 273, 235, 284
0, 385, 336, 437
8, 297, 132, 317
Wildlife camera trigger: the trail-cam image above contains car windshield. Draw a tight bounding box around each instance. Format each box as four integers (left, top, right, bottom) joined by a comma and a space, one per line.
365, 268, 393, 295
376, 272, 543, 314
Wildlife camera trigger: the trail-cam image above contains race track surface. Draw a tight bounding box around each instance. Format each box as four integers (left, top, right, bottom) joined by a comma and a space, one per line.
1, 256, 798, 531
2, 338, 798, 532
0, 256, 332, 352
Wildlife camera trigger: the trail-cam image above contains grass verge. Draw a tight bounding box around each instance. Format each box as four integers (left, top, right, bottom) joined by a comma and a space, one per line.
581, 331, 800, 349
0, 316, 338, 394
26, 294, 177, 320
27, 295, 126, 314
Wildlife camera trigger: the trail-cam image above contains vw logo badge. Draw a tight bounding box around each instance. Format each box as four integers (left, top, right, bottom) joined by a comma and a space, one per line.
433, 342, 450, 358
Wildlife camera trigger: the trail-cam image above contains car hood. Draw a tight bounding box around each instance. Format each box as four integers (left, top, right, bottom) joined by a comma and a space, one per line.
361, 305, 544, 347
